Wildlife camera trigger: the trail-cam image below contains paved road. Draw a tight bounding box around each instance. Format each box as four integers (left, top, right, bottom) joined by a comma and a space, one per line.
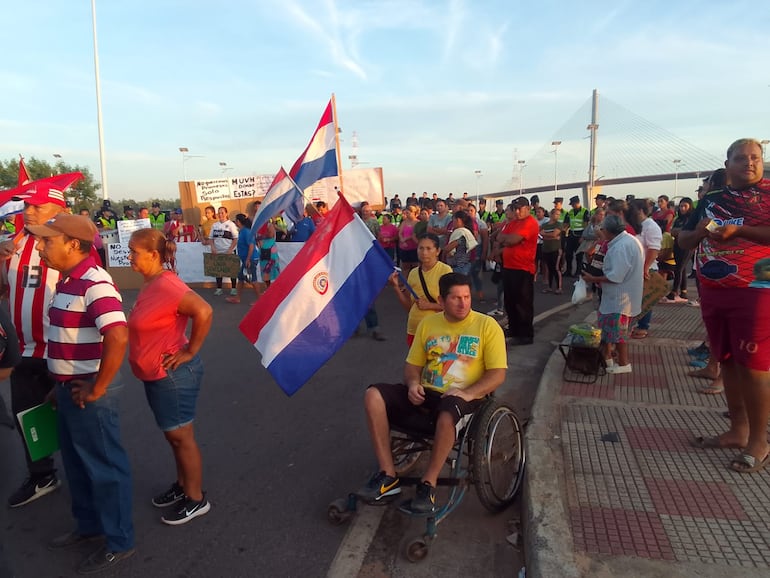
0, 275, 583, 577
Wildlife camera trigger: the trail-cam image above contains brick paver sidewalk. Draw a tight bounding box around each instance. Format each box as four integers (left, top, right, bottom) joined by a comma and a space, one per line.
526, 302, 770, 577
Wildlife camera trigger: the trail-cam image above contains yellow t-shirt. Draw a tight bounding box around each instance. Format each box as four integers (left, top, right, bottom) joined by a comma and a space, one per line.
406, 262, 453, 335
407, 311, 507, 393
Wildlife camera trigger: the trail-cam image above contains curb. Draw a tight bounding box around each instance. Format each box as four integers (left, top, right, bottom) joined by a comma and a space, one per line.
523, 344, 582, 578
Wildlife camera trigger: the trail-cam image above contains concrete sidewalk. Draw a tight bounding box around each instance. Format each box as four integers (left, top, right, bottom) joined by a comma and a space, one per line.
525, 302, 770, 578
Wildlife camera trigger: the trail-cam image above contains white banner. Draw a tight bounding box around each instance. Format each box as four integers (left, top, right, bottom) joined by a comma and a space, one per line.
194, 174, 275, 203
304, 167, 384, 208
117, 218, 151, 244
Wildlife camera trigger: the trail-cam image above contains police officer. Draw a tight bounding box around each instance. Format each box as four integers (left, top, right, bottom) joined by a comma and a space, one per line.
149, 202, 166, 230
487, 199, 507, 229
563, 195, 590, 277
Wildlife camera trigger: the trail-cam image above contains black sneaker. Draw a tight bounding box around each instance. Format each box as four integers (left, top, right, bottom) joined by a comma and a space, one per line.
356, 471, 401, 503
161, 494, 211, 526
151, 482, 185, 508
8, 474, 61, 508
411, 481, 437, 514
77, 545, 135, 575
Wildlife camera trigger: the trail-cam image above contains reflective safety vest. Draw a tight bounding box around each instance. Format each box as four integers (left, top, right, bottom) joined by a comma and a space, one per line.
98, 217, 116, 230
564, 207, 588, 234
488, 210, 506, 224
149, 212, 166, 230
478, 210, 491, 222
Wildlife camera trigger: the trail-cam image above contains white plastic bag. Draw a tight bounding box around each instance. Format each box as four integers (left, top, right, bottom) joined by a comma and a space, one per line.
571, 278, 587, 305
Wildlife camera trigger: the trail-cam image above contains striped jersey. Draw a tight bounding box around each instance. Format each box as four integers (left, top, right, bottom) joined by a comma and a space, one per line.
6, 234, 60, 358
47, 256, 126, 380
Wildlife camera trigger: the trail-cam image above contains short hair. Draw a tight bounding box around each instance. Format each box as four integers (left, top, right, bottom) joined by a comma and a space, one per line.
601, 214, 626, 236
417, 232, 440, 249
726, 138, 763, 160
708, 168, 727, 189
64, 236, 93, 255
438, 272, 472, 299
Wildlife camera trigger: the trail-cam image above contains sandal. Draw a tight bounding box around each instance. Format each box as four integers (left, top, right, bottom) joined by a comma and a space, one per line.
631, 329, 648, 339
688, 367, 720, 380
541, 288, 552, 294
729, 452, 770, 474
698, 384, 724, 395
690, 435, 744, 450
554, 288, 563, 295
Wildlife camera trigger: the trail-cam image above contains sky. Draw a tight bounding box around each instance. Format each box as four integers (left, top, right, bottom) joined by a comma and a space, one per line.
1, 0, 768, 204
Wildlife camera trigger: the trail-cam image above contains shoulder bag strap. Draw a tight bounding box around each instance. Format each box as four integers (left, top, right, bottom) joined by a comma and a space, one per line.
418, 267, 437, 303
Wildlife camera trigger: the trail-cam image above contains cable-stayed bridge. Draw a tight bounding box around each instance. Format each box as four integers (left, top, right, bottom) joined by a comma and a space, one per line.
494, 90, 729, 204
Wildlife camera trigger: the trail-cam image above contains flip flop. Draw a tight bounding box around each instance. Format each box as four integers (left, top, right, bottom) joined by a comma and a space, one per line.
541, 288, 552, 293
698, 384, 724, 395
690, 435, 744, 450
688, 368, 719, 380
729, 452, 770, 474
631, 329, 648, 339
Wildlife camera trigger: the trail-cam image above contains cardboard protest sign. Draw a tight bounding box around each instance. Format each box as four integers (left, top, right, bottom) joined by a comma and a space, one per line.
203, 253, 241, 278
637, 270, 668, 319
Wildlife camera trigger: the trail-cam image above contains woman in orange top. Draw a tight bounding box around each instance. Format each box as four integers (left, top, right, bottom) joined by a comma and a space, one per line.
126, 228, 213, 526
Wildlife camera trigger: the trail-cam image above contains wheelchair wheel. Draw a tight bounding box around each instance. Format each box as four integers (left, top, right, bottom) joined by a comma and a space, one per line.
391, 431, 424, 476
469, 400, 526, 513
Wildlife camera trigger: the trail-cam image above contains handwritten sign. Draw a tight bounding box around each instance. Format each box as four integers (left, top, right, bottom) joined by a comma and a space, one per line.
195, 179, 233, 204
195, 175, 275, 204
99, 229, 119, 246
203, 253, 241, 278
637, 270, 669, 319
117, 218, 152, 244
230, 175, 274, 199
108, 243, 131, 268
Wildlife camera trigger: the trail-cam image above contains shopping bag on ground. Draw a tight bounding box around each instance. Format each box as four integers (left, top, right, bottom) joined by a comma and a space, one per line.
571, 278, 587, 305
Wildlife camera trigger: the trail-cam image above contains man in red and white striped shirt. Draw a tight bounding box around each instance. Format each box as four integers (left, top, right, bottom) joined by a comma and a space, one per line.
27, 213, 134, 574
0, 183, 67, 508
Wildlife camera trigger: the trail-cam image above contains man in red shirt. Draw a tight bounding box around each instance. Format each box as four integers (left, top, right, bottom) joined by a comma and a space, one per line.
499, 197, 539, 345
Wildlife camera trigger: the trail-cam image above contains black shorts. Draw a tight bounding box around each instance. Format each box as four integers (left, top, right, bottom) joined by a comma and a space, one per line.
368, 383, 483, 435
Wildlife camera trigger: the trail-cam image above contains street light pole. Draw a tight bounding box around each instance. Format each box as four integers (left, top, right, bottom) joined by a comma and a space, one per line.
518, 160, 526, 195
551, 141, 562, 194
474, 170, 482, 204
91, 0, 108, 200
179, 147, 203, 181
673, 159, 682, 196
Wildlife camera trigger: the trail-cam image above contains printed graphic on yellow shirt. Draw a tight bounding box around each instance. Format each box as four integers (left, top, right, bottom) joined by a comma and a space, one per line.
421, 334, 480, 393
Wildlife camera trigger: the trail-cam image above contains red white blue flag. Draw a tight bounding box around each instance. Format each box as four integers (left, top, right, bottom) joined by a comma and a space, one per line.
239, 194, 394, 396
250, 166, 304, 236
288, 98, 338, 193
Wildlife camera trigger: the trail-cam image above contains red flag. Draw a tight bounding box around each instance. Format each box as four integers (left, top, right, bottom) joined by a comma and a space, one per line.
18, 156, 31, 187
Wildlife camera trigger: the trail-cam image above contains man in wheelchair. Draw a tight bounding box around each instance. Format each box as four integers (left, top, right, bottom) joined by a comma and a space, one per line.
359, 272, 508, 514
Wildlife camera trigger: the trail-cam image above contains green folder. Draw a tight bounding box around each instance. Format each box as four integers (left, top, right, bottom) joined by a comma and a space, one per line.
16, 402, 59, 462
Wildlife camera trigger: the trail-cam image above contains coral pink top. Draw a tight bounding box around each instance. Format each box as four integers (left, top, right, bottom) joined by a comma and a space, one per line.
127, 271, 191, 381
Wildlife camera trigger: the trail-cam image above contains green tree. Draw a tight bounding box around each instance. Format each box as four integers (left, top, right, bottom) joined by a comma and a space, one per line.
0, 156, 101, 211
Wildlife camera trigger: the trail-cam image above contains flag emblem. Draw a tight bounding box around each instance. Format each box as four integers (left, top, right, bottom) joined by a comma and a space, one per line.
313, 272, 329, 295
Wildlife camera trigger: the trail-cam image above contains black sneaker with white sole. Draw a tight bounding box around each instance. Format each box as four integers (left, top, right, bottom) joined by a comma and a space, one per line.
161, 494, 211, 525
151, 482, 185, 508
8, 473, 61, 508
356, 471, 401, 503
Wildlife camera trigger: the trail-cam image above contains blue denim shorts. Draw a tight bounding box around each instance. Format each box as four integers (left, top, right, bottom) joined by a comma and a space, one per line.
143, 354, 204, 432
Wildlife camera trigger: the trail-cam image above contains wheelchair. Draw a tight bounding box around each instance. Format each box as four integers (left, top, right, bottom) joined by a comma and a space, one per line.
327, 394, 526, 562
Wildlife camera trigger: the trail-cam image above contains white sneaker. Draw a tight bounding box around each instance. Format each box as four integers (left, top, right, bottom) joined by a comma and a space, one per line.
214, 289, 223, 296
604, 358, 615, 368
606, 363, 632, 374
230, 288, 238, 296
487, 308, 502, 316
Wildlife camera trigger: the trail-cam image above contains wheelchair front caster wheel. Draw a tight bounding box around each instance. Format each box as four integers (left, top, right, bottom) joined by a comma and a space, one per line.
327, 498, 352, 526
405, 536, 430, 562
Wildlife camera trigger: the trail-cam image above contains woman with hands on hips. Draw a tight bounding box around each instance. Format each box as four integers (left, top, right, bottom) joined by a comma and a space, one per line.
126, 228, 214, 526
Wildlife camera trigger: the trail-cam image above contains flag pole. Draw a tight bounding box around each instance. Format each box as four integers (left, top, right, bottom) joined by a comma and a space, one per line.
331, 93, 344, 195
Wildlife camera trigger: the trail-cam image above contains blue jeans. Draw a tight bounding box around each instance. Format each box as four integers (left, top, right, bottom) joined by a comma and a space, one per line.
636, 310, 652, 331
56, 378, 134, 552
452, 262, 472, 276
469, 260, 483, 293
364, 306, 379, 332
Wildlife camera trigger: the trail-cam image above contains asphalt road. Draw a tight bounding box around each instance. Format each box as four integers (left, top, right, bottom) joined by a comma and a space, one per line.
0, 274, 583, 578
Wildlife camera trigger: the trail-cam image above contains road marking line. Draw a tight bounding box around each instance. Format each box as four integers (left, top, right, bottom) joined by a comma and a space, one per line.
327, 505, 385, 578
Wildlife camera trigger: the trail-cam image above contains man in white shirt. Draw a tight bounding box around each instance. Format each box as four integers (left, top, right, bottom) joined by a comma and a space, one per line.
582, 215, 644, 373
